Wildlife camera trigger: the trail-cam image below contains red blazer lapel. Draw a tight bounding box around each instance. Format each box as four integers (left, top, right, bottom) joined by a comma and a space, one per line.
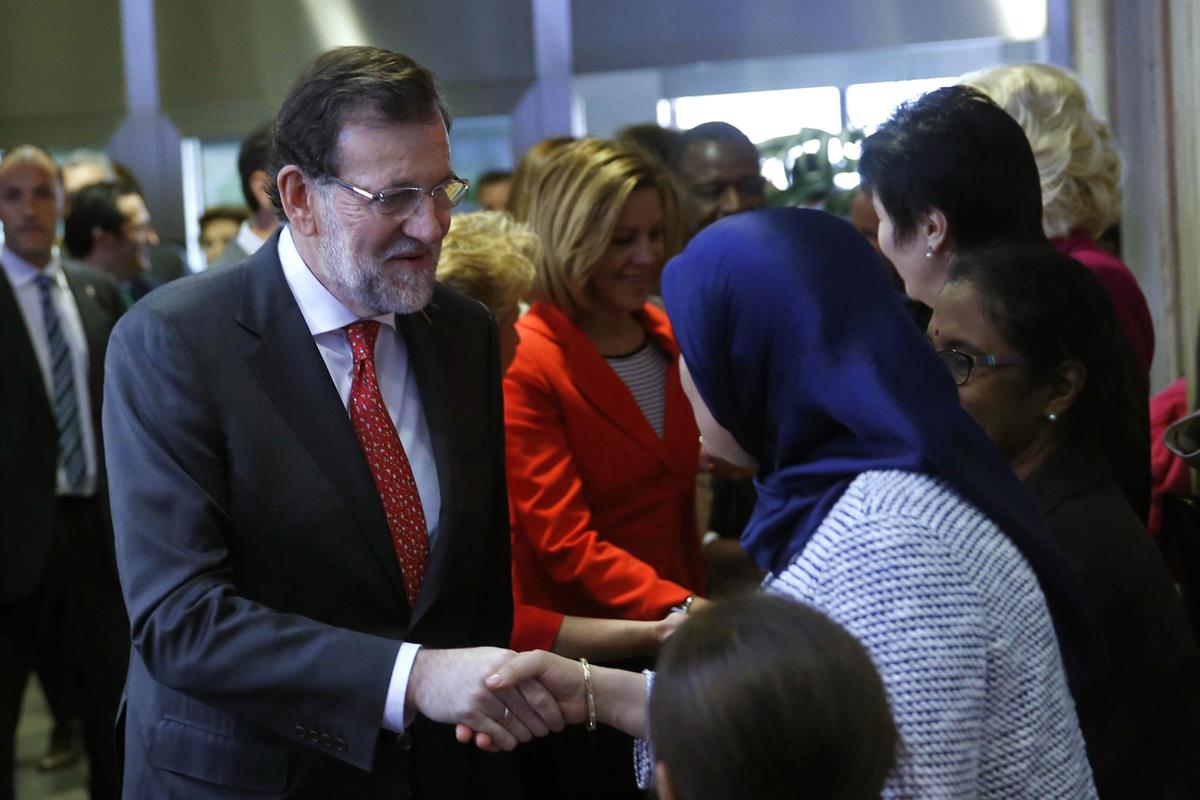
524, 302, 691, 472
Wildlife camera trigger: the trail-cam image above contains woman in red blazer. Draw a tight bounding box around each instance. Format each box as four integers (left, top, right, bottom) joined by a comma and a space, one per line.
504, 138, 707, 798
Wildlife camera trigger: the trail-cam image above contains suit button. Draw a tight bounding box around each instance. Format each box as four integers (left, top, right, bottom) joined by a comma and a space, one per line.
334, 737, 347, 752
294, 724, 306, 738
320, 733, 333, 748
396, 731, 412, 751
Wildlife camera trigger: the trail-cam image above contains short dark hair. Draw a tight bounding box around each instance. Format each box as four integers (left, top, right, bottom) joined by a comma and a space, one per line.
476, 170, 512, 190
616, 123, 681, 167
237, 124, 274, 211
948, 244, 1148, 512
199, 204, 251, 229
266, 46, 451, 218
650, 593, 896, 800
859, 86, 1045, 250
669, 121, 757, 171
64, 180, 130, 259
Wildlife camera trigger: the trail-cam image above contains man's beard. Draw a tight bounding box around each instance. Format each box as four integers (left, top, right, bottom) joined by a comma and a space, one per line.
316, 192, 436, 316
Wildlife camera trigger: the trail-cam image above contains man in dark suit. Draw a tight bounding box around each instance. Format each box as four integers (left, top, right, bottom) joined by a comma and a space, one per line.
103, 47, 557, 799
0, 145, 129, 800
64, 181, 161, 306
210, 123, 279, 270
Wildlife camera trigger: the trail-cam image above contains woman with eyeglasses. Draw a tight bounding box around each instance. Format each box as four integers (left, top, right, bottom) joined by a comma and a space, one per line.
503, 138, 707, 798
860, 84, 1151, 521
929, 243, 1200, 798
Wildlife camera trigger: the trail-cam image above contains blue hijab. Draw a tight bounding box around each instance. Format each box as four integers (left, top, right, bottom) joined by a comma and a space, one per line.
662, 207, 1101, 687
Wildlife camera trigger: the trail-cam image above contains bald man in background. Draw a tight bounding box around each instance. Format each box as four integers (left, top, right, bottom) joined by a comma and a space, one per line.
0, 145, 128, 800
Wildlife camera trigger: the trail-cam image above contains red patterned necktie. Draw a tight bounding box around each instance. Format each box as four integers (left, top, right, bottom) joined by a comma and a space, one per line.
345, 320, 428, 608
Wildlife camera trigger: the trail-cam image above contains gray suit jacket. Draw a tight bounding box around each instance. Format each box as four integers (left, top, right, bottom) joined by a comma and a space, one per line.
104, 234, 515, 798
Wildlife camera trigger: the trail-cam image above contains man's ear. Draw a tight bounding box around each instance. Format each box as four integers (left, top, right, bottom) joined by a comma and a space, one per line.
923, 206, 950, 256
275, 166, 316, 236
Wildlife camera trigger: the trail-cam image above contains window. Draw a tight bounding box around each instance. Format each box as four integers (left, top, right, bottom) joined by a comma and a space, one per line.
844, 77, 957, 135
668, 86, 842, 143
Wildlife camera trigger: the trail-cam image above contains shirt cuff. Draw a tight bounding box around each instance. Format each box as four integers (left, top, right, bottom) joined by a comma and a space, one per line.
381, 641, 422, 732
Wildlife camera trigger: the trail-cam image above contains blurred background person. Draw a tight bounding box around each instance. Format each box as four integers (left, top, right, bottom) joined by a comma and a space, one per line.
210, 123, 278, 269
963, 63, 1154, 377
474, 169, 513, 212
615, 122, 680, 168
59, 150, 115, 201
859, 85, 1150, 522
666, 120, 766, 591
0, 145, 129, 800
64, 180, 160, 305
505, 137, 707, 798
929, 243, 1200, 798
197, 204, 250, 265
507, 134, 575, 223
669, 121, 765, 236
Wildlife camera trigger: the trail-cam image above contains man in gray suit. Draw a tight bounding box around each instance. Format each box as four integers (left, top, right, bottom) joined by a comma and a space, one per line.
210, 124, 279, 269
104, 47, 560, 799
0, 145, 128, 800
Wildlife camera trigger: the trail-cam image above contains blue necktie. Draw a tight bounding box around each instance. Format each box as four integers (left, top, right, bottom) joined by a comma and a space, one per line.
36, 273, 87, 494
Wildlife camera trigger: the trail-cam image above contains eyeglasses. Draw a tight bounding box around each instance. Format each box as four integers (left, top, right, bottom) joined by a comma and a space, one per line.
937, 348, 1030, 386
324, 174, 470, 217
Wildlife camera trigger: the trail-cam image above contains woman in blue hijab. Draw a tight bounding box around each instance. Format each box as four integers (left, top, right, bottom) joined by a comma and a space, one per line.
481, 208, 1100, 798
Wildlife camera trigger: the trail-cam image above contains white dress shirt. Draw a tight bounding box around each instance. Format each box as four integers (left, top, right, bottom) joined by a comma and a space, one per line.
236, 219, 268, 257
1, 246, 99, 496
277, 226, 438, 732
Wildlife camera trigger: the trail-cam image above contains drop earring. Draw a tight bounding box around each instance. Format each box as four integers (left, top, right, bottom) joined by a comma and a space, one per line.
1047, 412, 1058, 423
925, 247, 933, 259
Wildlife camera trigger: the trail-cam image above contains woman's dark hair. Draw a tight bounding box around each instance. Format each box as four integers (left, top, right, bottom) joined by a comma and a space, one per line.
948, 244, 1149, 514
649, 593, 896, 800
266, 46, 451, 219
859, 86, 1045, 250
64, 180, 128, 259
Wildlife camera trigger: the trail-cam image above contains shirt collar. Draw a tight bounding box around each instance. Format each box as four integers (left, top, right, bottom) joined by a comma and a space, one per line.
277, 226, 393, 337
236, 219, 268, 257
1, 245, 63, 289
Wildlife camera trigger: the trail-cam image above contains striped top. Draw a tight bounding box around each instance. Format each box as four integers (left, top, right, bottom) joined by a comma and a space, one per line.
639, 469, 1096, 799
606, 339, 670, 438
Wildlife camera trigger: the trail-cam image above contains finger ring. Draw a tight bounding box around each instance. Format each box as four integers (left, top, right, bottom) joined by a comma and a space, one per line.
502, 707, 511, 722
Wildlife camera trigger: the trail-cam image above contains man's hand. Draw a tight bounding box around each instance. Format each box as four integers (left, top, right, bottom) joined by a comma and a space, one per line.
455, 650, 587, 751
406, 647, 565, 751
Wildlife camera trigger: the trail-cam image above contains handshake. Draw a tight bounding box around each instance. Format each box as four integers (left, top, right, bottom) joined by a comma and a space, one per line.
404, 647, 651, 752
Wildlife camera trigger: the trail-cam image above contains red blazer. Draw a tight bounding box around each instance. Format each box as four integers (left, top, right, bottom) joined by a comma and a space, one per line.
505, 301, 707, 632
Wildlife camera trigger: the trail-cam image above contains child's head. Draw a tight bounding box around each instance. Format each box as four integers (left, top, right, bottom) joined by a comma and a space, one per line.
649, 593, 896, 800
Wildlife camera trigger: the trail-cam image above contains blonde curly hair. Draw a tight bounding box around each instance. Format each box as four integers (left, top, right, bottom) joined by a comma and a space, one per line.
963, 63, 1121, 239
437, 211, 539, 315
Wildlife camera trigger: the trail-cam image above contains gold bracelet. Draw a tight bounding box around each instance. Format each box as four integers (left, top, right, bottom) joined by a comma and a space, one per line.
579, 657, 597, 732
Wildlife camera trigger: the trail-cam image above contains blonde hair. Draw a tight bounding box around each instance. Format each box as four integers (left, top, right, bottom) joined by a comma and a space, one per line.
508, 135, 576, 223
963, 63, 1121, 239
523, 138, 682, 318
437, 211, 539, 314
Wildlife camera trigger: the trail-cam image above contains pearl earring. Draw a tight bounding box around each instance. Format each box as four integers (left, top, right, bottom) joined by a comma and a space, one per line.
925, 248, 933, 259
1047, 412, 1058, 423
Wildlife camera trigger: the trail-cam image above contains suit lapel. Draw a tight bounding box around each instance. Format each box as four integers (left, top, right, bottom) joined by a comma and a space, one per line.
62, 264, 114, 413
238, 240, 410, 610
0, 264, 54, 424
397, 304, 457, 625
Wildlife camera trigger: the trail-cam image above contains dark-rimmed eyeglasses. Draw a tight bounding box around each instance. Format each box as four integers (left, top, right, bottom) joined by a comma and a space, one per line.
324, 174, 470, 217
937, 348, 1030, 386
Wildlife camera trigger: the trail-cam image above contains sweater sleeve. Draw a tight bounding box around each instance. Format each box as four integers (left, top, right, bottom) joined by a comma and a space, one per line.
509, 604, 565, 652
770, 513, 989, 798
